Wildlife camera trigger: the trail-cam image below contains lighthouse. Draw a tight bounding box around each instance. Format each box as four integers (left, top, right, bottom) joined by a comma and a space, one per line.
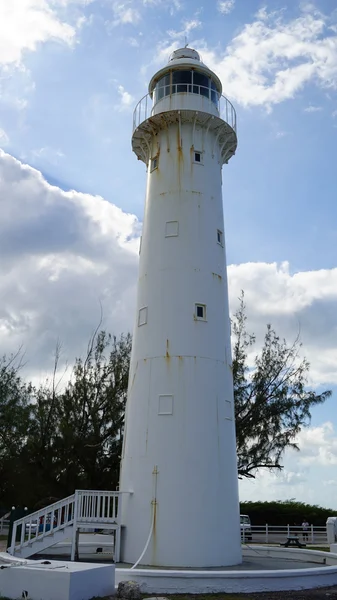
119, 47, 242, 568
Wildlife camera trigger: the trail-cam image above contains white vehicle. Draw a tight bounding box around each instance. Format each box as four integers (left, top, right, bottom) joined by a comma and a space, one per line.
25, 521, 38, 534
240, 514, 252, 541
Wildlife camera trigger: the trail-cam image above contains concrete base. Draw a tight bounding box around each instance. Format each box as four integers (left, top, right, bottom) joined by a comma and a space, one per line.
0, 558, 115, 600
115, 546, 337, 594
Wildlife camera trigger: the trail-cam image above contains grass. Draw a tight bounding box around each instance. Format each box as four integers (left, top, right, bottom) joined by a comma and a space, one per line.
157, 596, 256, 600
89, 597, 256, 600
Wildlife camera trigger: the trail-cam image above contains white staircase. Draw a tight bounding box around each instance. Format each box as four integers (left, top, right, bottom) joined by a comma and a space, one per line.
7, 490, 122, 561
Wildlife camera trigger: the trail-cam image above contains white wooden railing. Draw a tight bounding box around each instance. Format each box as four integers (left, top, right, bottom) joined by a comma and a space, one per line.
8, 493, 76, 555
242, 524, 328, 545
77, 490, 119, 524
8, 490, 122, 559
0, 512, 10, 534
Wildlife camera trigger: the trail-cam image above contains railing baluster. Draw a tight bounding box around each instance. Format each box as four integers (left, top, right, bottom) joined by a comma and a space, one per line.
20, 520, 25, 546
12, 523, 17, 552
107, 494, 111, 521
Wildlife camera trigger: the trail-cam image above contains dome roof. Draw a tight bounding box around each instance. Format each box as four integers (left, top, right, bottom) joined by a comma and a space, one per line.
169, 48, 201, 62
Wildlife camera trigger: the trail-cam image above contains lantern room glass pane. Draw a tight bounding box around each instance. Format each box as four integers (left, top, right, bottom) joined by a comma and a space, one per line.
172, 70, 192, 84
153, 69, 220, 106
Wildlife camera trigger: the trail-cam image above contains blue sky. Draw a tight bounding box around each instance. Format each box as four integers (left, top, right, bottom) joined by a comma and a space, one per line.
1, 0, 337, 509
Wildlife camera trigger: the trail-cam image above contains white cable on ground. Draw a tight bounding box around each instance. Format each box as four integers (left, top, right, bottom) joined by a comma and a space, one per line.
130, 504, 155, 570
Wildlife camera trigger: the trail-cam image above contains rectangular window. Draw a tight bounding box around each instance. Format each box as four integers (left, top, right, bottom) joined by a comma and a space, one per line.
217, 229, 223, 245
195, 304, 206, 321
194, 151, 202, 164
158, 395, 174, 415
165, 221, 179, 237
150, 156, 158, 171
138, 306, 148, 326
225, 400, 233, 421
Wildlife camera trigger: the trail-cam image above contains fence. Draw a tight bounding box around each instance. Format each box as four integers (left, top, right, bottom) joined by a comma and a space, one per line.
242, 524, 328, 545
0, 513, 10, 535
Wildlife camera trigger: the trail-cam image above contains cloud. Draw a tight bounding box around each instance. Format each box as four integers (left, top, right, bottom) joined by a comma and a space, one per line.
304, 105, 323, 112
31, 147, 65, 166
227, 261, 337, 386
273, 470, 307, 485
217, 0, 235, 15
167, 18, 202, 41
0, 150, 140, 376
116, 85, 134, 110
198, 7, 337, 108
150, 17, 202, 66
142, 0, 182, 14
0, 0, 89, 68
110, 2, 141, 26
0, 128, 9, 146
1, 153, 337, 388
294, 422, 337, 466
274, 130, 288, 138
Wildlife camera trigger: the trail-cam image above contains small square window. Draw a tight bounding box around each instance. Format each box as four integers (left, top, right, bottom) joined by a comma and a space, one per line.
165, 221, 179, 237
195, 304, 206, 321
194, 151, 202, 163
217, 229, 223, 245
138, 306, 148, 326
158, 395, 173, 415
150, 156, 158, 171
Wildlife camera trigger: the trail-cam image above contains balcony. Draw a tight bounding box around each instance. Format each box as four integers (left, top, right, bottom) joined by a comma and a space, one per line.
133, 85, 236, 134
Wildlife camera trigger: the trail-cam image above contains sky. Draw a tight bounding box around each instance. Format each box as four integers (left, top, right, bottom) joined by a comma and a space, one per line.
0, 0, 337, 510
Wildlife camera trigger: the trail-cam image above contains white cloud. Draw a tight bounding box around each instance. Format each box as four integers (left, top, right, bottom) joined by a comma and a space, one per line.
228, 261, 337, 386
217, 0, 235, 15
151, 17, 202, 66
127, 36, 140, 47
31, 146, 65, 166
117, 85, 134, 110
198, 7, 337, 108
111, 2, 141, 26
274, 130, 288, 138
0, 150, 140, 376
304, 105, 323, 112
0, 128, 9, 146
295, 422, 337, 466
142, 0, 182, 14
1, 155, 337, 390
0, 0, 89, 67
274, 470, 307, 485
167, 18, 202, 41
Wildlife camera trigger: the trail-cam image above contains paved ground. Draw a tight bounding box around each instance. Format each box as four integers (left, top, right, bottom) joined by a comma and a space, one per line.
163, 589, 337, 599
117, 552, 329, 571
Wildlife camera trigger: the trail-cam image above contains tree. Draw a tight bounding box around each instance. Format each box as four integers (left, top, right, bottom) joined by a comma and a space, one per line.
232, 292, 331, 479
9, 331, 131, 508
51, 330, 131, 496
23, 342, 66, 506
0, 351, 32, 506
240, 500, 337, 526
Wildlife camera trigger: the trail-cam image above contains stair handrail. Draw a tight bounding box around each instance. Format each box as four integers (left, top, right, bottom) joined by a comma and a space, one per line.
8, 493, 76, 555
0, 511, 10, 534
8, 489, 126, 558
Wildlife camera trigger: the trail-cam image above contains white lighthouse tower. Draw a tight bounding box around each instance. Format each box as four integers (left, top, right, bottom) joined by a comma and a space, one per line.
119, 47, 241, 568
